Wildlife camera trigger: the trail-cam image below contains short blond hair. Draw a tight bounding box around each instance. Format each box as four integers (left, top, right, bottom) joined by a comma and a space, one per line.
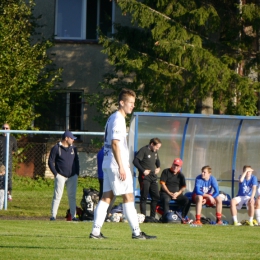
201, 165, 212, 174
118, 88, 136, 104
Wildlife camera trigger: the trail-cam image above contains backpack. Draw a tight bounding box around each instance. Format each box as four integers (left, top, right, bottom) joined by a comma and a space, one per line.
110, 203, 123, 214
80, 188, 99, 220
161, 210, 182, 224
144, 216, 160, 223
200, 217, 212, 224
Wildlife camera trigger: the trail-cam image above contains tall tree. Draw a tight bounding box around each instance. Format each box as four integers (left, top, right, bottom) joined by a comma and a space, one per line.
86, 0, 260, 126
0, 0, 62, 130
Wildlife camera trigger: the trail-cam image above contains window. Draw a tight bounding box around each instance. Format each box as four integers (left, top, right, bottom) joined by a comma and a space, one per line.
55, 0, 114, 40
69, 92, 82, 131
34, 92, 83, 134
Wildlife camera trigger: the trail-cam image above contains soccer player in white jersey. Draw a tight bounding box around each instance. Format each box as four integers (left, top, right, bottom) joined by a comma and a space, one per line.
89, 88, 156, 240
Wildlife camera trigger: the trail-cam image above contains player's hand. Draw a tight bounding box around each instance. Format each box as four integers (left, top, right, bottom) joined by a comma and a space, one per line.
155, 168, 160, 174
119, 167, 126, 181
170, 192, 177, 199
209, 197, 216, 205
249, 197, 254, 203
143, 170, 151, 176
171, 192, 179, 199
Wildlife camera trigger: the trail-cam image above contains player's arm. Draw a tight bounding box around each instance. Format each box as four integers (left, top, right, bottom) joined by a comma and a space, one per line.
239, 169, 248, 183
133, 151, 150, 176
250, 176, 258, 202
160, 182, 174, 197
132, 157, 145, 173
172, 186, 186, 199
211, 177, 220, 198
194, 179, 204, 196
155, 157, 160, 174
250, 185, 257, 202
177, 174, 187, 195
48, 146, 58, 177
112, 139, 126, 181
160, 170, 174, 197
172, 175, 186, 198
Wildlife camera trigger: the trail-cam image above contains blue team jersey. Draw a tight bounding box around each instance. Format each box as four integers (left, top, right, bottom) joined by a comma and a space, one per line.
237, 175, 258, 196
193, 175, 219, 198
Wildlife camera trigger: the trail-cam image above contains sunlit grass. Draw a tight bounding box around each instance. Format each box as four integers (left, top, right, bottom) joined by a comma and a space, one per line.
0, 220, 260, 260
0, 175, 100, 218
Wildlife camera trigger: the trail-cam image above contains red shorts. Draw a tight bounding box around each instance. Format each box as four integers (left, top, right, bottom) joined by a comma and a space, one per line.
192, 193, 215, 207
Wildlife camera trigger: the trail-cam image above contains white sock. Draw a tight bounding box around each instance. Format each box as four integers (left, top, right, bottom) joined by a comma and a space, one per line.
249, 216, 253, 222
255, 209, 260, 224
123, 202, 140, 236
91, 200, 109, 236
233, 215, 238, 223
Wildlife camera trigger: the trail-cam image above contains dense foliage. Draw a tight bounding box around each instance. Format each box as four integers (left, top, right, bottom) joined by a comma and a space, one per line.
86, 0, 260, 126
0, 0, 61, 130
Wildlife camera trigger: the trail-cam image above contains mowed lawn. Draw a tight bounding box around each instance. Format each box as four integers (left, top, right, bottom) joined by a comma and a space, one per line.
1, 176, 260, 259
0, 175, 101, 219
0, 220, 260, 260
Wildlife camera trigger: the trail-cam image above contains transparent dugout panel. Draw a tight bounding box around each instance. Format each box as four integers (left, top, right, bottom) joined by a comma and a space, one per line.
235, 120, 260, 183
130, 114, 186, 170
182, 118, 239, 192
130, 113, 260, 197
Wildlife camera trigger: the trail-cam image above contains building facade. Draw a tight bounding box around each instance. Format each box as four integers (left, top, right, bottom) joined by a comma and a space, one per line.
33, 0, 131, 142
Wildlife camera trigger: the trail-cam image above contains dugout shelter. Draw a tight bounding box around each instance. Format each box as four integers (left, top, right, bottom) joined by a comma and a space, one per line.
129, 112, 260, 200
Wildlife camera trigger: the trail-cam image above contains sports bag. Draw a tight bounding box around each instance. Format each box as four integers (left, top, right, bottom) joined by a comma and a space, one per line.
80, 188, 99, 220
162, 210, 182, 223
144, 216, 160, 223
200, 217, 212, 224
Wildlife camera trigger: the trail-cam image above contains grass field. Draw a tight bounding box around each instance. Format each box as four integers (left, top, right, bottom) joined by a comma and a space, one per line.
1, 176, 260, 259
1, 220, 260, 260
0, 175, 104, 219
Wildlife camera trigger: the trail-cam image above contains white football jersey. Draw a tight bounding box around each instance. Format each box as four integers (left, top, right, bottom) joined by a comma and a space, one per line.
102, 111, 129, 169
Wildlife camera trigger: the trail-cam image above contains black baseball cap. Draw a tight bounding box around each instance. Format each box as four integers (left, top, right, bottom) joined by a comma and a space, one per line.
62, 130, 77, 140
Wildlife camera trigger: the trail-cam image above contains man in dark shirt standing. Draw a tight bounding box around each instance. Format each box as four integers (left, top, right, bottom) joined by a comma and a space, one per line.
0, 123, 17, 201
160, 158, 190, 223
48, 130, 79, 221
133, 138, 162, 219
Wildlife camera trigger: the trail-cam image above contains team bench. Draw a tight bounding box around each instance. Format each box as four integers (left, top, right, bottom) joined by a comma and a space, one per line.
134, 189, 232, 212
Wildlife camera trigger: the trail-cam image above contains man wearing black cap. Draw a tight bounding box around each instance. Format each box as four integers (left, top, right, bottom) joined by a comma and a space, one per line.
48, 130, 79, 221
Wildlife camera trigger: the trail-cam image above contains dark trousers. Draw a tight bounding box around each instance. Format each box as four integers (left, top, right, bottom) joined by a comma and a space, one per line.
8, 168, 12, 193
139, 177, 160, 218
160, 192, 191, 218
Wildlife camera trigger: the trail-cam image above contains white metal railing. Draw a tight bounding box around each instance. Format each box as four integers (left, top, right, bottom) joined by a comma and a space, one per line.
0, 130, 104, 210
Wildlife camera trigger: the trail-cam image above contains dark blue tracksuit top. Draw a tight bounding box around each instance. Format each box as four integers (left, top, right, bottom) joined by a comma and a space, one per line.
48, 142, 80, 178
